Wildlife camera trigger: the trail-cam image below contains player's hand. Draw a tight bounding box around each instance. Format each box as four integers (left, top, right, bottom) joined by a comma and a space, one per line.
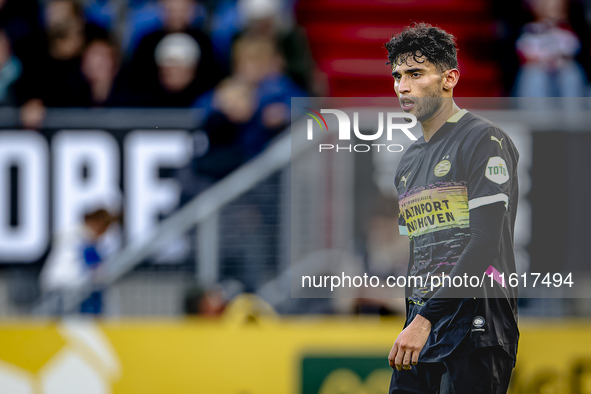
388, 314, 431, 371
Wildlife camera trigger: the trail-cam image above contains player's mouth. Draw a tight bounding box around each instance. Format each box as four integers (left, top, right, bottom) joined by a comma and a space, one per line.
400, 98, 415, 111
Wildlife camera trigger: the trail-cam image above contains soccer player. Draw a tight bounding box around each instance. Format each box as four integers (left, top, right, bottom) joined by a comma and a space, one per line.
385, 23, 519, 393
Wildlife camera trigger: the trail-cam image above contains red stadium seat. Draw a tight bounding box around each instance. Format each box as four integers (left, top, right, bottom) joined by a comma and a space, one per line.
296, 0, 501, 97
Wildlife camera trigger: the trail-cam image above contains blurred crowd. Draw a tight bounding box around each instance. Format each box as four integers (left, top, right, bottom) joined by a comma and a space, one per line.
494, 0, 591, 98
0, 0, 320, 214
2, 0, 591, 317
0, 0, 317, 315
0, 0, 588, 128
0, 0, 314, 138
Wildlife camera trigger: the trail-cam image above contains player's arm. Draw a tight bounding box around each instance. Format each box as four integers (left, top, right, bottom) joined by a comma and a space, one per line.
418, 127, 516, 324
389, 202, 504, 371
388, 202, 505, 371
417, 202, 505, 323
389, 167, 426, 371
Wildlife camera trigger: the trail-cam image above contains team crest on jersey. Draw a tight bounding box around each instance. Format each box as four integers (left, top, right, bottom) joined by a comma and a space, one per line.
485, 157, 509, 184
434, 160, 451, 177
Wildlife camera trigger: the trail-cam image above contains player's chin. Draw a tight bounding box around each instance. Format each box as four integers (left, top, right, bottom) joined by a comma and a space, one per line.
400, 105, 416, 114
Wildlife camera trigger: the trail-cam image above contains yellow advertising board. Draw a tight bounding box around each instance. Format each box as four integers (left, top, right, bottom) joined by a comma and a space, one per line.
0, 311, 590, 393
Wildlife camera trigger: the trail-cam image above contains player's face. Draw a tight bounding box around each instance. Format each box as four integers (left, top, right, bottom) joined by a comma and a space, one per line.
392, 56, 447, 122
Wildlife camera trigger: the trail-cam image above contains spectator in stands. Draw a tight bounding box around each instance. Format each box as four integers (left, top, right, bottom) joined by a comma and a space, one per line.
491, 0, 532, 95
206, 0, 241, 71
81, 37, 135, 107
122, 0, 206, 59
236, 0, 316, 94
0, 29, 22, 105
34, 0, 89, 104
197, 37, 302, 139
0, 0, 44, 72
40, 208, 121, 315
177, 77, 257, 203
83, 0, 118, 33
513, 0, 588, 99
128, 32, 209, 107
126, 0, 221, 105
232, 35, 303, 142
44, 0, 109, 42
80, 37, 118, 106
19, 0, 109, 128
184, 36, 301, 201
200, 77, 257, 170
182, 36, 303, 204
182, 38, 301, 288
184, 280, 245, 317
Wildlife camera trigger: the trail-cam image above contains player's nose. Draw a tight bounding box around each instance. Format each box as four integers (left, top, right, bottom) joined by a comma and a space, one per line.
397, 76, 411, 94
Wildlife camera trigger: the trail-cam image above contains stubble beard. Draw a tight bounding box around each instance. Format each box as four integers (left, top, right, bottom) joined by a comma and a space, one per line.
414, 91, 444, 123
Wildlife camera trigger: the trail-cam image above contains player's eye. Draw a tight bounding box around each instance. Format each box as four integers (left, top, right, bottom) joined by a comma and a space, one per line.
393, 74, 401, 81
412, 72, 421, 78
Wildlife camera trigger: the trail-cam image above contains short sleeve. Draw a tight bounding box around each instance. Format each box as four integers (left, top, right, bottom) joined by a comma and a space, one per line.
462, 127, 516, 211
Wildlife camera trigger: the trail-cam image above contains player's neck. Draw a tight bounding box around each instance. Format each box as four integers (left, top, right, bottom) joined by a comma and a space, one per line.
421, 100, 461, 142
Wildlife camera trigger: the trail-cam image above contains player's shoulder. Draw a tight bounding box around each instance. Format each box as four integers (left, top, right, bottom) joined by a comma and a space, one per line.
458, 111, 516, 149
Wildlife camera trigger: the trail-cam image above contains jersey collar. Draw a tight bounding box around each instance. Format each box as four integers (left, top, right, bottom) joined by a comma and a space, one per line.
420, 108, 468, 147
446, 108, 468, 123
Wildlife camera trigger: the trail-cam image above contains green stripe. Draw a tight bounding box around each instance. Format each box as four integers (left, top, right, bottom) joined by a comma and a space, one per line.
306, 113, 323, 131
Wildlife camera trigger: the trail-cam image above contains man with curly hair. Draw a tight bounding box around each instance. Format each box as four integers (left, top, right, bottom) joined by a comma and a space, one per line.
386, 23, 520, 393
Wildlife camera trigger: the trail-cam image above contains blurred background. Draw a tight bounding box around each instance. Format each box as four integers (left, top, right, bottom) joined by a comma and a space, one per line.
0, 0, 590, 392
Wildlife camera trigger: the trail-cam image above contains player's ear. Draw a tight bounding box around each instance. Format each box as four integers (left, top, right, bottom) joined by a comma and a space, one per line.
442, 69, 460, 91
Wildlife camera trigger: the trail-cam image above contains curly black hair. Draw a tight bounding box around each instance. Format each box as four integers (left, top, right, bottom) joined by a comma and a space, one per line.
385, 23, 458, 72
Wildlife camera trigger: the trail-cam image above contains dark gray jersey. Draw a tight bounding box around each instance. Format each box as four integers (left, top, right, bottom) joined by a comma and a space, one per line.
395, 109, 520, 361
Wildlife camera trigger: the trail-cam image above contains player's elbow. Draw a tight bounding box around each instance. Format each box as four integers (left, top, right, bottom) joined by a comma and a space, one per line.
480, 230, 502, 262
470, 229, 502, 263
485, 241, 502, 262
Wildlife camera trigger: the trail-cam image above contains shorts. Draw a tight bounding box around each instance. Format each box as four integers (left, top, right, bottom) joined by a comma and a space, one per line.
389, 346, 514, 394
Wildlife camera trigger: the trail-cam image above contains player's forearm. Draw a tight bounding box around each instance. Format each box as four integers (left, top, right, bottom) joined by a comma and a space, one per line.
410, 313, 432, 330
418, 201, 505, 324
